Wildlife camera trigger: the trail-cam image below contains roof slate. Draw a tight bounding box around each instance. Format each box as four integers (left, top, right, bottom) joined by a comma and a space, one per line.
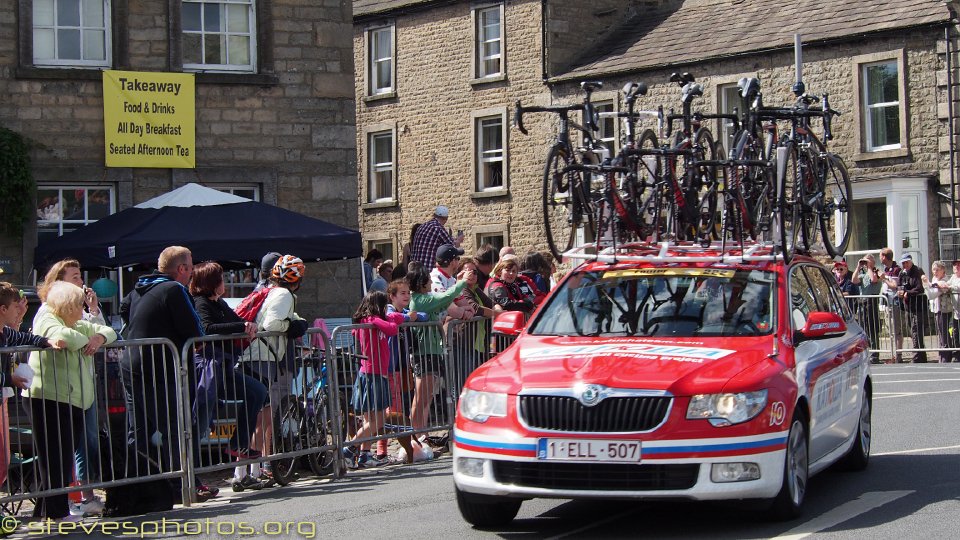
353, 0, 446, 18
557, 0, 953, 80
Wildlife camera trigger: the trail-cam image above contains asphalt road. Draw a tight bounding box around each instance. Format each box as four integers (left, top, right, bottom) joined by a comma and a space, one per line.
7, 363, 959, 539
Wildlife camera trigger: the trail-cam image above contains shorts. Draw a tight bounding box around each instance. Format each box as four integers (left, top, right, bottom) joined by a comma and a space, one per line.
411, 354, 445, 378
242, 360, 293, 406
350, 373, 390, 413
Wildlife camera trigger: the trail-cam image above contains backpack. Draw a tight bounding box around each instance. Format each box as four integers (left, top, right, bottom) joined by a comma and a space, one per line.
235, 286, 274, 323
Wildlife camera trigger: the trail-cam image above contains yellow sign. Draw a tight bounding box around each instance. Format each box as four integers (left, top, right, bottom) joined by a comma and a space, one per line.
604, 268, 736, 278
103, 70, 195, 168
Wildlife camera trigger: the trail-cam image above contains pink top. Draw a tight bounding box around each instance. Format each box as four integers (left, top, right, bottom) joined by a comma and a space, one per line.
352, 313, 404, 375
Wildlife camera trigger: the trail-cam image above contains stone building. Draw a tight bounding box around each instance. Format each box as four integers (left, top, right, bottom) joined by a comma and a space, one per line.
355, 0, 960, 272
0, 0, 359, 318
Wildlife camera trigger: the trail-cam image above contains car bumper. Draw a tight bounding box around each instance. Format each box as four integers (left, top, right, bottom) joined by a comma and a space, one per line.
452, 429, 786, 501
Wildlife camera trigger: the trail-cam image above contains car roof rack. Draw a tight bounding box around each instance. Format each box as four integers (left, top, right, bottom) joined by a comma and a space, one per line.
562, 240, 786, 264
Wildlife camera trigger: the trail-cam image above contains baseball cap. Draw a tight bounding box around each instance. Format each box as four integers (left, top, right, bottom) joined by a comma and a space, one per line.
436, 244, 464, 265
833, 260, 847, 268
900, 253, 912, 263
260, 252, 282, 274
435, 205, 449, 218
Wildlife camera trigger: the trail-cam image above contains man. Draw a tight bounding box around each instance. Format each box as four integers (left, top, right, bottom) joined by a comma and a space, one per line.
119, 246, 211, 499
431, 245, 474, 320
852, 254, 882, 363
411, 206, 463, 267
255, 251, 281, 292
948, 260, 960, 362
362, 249, 383, 293
369, 259, 393, 292
879, 247, 904, 363
897, 253, 927, 363
474, 244, 495, 291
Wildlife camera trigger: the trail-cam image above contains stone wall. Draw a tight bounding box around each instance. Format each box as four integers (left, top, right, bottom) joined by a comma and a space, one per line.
0, 0, 359, 318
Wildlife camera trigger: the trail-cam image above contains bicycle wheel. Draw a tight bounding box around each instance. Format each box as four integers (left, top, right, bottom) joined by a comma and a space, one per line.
797, 150, 820, 253
732, 130, 774, 243
271, 395, 304, 485
778, 144, 802, 263
820, 154, 852, 257
543, 145, 595, 259
307, 396, 338, 476
633, 129, 661, 240
691, 129, 718, 244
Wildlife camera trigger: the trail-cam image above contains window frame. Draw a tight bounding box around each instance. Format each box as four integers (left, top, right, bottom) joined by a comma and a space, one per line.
472, 109, 508, 195
30, 0, 113, 68
362, 122, 398, 209
851, 49, 908, 161
474, 226, 508, 263
365, 235, 396, 265
180, 0, 258, 73
36, 184, 116, 241
213, 185, 260, 201
471, 3, 505, 82
364, 23, 396, 99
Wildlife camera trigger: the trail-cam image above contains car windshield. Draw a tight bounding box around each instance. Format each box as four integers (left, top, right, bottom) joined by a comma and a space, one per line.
529, 266, 776, 337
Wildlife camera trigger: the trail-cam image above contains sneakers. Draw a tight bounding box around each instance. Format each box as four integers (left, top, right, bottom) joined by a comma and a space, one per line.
357, 451, 386, 468
69, 497, 104, 516
196, 484, 219, 502
232, 475, 266, 492
342, 446, 359, 469
224, 447, 262, 460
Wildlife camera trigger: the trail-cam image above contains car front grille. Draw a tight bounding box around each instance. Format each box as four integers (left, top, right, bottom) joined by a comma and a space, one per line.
492, 461, 699, 491
519, 395, 671, 432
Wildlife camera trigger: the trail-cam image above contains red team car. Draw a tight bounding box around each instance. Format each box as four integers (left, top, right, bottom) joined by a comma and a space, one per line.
453, 243, 872, 526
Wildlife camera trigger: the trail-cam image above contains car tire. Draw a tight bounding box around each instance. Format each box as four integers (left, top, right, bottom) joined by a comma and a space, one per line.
838, 386, 871, 471
455, 486, 522, 528
767, 409, 808, 521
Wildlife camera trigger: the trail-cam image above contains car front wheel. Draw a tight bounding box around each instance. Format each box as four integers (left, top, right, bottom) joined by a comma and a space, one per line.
839, 386, 871, 471
767, 410, 809, 521
455, 486, 522, 528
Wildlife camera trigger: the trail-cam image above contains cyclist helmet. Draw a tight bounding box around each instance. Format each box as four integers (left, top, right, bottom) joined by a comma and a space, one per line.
271, 255, 305, 284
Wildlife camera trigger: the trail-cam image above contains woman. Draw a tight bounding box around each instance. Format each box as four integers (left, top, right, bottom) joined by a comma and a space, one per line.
238, 255, 309, 485
190, 262, 269, 491
34, 259, 107, 517
485, 257, 535, 315
923, 260, 955, 363
26, 281, 116, 520
400, 223, 421, 272
453, 257, 496, 382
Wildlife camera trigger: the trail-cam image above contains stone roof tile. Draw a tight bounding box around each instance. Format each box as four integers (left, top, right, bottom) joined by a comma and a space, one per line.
558, 0, 952, 80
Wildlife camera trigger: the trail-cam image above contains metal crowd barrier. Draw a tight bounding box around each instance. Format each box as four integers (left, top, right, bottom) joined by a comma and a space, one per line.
847, 293, 960, 363
0, 338, 188, 514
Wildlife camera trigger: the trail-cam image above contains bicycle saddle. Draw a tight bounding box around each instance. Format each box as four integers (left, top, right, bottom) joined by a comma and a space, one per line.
581, 80, 604, 92
737, 77, 760, 100
621, 82, 648, 100
681, 82, 703, 103
669, 72, 695, 85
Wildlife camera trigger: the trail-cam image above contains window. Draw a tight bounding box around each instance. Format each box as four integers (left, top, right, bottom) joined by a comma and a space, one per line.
474, 5, 503, 79
368, 130, 395, 203
367, 25, 395, 96
32, 0, 111, 67
182, 0, 257, 73
214, 185, 260, 201
595, 101, 616, 156
367, 240, 395, 263
477, 232, 505, 262
718, 83, 741, 153
36, 185, 115, 244
476, 115, 505, 191
862, 61, 900, 151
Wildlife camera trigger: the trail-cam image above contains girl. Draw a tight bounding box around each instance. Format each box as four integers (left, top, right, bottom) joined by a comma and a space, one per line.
343, 291, 406, 468
407, 265, 468, 435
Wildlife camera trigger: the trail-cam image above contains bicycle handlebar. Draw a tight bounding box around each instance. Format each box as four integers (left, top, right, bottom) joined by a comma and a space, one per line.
697, 159, 771, 168
562, 163, 632, 175
514, 99, 595, 136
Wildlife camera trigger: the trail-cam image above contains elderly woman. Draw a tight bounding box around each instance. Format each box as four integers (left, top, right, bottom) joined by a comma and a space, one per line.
33, 258, 107, 516
485, 257, 535, 315
25, 281, 116, 520
923, 260, 955, 363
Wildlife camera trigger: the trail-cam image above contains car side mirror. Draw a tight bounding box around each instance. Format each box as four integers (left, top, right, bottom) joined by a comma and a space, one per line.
797, 312, 847, 341
492, 311, 526, 336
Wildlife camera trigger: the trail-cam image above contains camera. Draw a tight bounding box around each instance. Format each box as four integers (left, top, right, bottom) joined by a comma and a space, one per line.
858, 259, 868, 267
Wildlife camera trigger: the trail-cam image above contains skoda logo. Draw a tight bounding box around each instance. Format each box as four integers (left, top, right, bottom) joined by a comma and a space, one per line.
579, 384, 603, 406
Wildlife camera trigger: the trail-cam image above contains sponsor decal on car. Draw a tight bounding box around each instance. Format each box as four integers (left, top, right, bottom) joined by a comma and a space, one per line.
769, 401, 786, 426
520, 343, 735, 362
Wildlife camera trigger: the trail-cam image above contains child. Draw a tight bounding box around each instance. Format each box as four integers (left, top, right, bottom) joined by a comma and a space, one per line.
407, 266, 468, 436
343, 291, 406, 468
0, 283, 63, 491
375, 279, 426, 460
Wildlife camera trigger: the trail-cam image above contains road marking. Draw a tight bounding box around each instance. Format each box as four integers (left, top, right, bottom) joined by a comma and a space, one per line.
871, 370, 960, 376
873, 378, 960, 383
875, 388, 960, 399
544, 508, 635, 540
770, 490, 913, 540
873, 445, 960, 456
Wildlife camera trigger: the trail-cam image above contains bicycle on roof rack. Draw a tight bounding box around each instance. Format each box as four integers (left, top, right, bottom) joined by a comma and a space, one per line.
515, 81, 609, 260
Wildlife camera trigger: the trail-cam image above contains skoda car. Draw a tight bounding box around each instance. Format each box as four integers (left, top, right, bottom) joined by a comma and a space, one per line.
452, 244, 872, 526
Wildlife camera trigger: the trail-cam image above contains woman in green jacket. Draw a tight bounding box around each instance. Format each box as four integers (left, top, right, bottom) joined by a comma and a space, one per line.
26, 281, 117, 520
407, 265, 468, 434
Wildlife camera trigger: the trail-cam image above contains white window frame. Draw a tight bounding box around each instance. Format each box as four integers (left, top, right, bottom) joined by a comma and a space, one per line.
365, 24, 395, 97
862, 60, 901, 152
32, 0, 112, 68
594, 100, 616, 156
181, 0, 257, 73
367, 129, 396, 203
366, 238, 396, 264
473, 4, 504, 80
718, 83, 741, 153
852, 50, 908, 160
847, 177, 930, 273
36, 184, 116, 239
214, 185, 260, 201
473, 109, 508, 193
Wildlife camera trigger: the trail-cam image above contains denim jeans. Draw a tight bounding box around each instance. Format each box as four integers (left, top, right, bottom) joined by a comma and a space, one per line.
74, 404, 100, 484
194, 357, 267, 453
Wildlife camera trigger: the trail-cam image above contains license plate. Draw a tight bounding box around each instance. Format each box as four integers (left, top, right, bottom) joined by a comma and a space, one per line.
537, 438, 641, 463
209, 423, 236, 440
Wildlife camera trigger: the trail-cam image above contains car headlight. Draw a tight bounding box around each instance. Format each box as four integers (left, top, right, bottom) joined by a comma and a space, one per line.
686, 390, 768, 426
459, 389, 507, 423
